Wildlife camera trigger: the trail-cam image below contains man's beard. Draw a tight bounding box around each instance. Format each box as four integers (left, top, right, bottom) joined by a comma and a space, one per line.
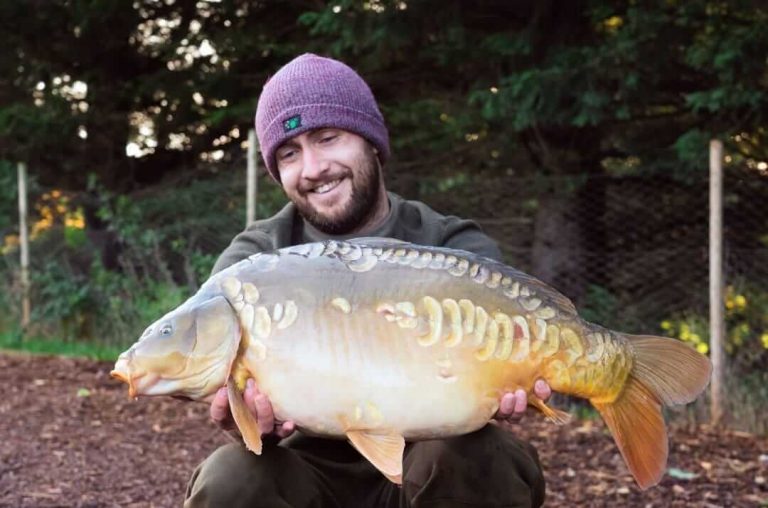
295, 150, 381, 235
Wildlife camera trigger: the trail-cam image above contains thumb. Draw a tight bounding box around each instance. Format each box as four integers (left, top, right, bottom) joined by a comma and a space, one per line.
210, 387, 230, 422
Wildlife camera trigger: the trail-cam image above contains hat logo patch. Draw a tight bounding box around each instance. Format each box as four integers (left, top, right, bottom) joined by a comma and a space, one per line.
283, 115, 302, 132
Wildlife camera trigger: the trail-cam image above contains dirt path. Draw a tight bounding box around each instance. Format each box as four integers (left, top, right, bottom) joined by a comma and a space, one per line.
1, 353, 766, 507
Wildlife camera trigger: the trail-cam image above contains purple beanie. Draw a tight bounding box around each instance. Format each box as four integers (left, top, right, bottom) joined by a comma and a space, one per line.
255, 53, 390, 181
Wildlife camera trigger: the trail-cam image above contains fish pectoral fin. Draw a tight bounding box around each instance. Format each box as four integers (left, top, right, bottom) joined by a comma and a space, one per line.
529, 397, 572, 425
226, 377, 262, 454
346, 429, 405, 484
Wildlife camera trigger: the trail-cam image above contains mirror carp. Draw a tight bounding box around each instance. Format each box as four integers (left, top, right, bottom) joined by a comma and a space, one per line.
111, 239, 711, 488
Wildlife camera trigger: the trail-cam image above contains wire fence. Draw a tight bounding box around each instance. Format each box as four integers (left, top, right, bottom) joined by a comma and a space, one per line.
2, 159, 767, 430
399, 164, 767, 432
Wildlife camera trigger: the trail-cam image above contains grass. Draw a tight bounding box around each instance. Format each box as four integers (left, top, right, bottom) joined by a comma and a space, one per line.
0, 329, 125, 361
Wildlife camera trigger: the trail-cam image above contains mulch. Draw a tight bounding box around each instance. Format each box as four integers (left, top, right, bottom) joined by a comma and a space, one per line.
1, 352, 766, 507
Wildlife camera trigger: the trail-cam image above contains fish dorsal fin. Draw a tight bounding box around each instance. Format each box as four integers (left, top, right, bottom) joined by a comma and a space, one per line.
346, 429, 405, 484
347, 237, 408, 246
227, 376, 263, 454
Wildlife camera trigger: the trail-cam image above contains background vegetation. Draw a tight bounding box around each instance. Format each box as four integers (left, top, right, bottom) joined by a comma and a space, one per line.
1, 0, 767, 432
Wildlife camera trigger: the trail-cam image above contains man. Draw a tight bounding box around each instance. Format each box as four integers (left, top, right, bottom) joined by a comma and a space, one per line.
185, 53, 550, 508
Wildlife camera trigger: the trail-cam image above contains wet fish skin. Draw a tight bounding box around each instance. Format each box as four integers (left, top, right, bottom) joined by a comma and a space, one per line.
111, 239, 711, 490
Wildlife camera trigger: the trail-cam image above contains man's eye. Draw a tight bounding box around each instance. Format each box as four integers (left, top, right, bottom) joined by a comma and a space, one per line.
320, 134, 337, 143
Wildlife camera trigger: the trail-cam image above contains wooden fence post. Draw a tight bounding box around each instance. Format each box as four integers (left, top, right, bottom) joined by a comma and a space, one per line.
709, 139, 725, 425
17, 162, 30, 330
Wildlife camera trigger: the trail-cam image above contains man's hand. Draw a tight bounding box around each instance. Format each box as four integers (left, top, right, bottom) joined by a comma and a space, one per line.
210, 378, 295, 438
494, 379, 552, 424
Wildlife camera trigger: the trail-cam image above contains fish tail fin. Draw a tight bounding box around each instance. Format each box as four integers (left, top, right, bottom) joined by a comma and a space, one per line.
591, 334, 711, 490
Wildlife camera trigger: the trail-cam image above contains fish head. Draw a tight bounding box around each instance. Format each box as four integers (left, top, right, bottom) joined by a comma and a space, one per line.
111, 295, 241, 400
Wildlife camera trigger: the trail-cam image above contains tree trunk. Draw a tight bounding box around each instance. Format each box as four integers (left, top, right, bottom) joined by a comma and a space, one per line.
530, 173, 607, 304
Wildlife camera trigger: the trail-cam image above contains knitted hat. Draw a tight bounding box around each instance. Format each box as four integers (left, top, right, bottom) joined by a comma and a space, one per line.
255, 53, 390, 181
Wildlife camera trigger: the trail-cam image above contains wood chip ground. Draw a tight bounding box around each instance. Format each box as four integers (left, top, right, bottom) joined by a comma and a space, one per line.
1, 353, 765, 507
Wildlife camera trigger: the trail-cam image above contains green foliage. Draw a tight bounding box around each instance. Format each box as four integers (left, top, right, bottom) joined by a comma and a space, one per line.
0, 160, 20, 234
20, 251, 188, 345
673, 129, 712, 176
0, 330, 123, 361
661, 282, 768, 364
2, 0, 767, 191
0, 0, 767, 431
579, 285, 620, 328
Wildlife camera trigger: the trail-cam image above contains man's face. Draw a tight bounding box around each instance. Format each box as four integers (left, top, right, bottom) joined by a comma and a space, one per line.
275, 129, 381, 235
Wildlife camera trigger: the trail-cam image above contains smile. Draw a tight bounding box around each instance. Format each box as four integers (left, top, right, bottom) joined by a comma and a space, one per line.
312, 178, 343, 194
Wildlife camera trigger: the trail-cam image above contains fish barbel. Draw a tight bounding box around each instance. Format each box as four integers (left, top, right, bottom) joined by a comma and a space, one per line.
111, 239, 711, 488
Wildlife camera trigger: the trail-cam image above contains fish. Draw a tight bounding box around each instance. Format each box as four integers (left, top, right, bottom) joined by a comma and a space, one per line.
111, 238, 711, 488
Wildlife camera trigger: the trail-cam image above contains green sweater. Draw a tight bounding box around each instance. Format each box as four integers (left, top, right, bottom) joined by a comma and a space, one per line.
212, 192, 501, 274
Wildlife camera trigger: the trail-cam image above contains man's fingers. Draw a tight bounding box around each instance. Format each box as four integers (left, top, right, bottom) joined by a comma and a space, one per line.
513, 388, 527, 415
498, 392, 517, 416
275, 421, 295, 439
245, 378, 275, 434
534, 379, 552, 402
254, 392, 275, 434
243, 379, 258, 416
210, 387, 231, 426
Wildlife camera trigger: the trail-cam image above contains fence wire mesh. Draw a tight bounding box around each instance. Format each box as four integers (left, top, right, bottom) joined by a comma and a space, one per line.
2, 160, 766, 430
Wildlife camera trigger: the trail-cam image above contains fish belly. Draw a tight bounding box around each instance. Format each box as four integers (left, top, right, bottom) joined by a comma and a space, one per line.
250, 307, 502, 440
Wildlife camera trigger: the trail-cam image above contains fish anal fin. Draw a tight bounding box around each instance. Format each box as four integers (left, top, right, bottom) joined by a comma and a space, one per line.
592, 377, 667, 490
529, 397, 572, 425
227, 376, 262, 454
346, 429, 405, 485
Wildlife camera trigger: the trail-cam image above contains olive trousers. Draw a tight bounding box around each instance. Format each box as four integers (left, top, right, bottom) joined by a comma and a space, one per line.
184, 425, 545, 508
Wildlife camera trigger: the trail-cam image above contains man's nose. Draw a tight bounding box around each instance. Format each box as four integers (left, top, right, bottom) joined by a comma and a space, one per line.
301, 146, 330, 179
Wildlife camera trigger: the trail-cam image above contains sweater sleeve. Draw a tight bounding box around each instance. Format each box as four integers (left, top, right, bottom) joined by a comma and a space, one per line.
440, 216, 503, 262
211, 227, 275, 275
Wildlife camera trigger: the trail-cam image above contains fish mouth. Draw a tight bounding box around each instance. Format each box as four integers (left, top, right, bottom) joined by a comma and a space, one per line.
111, 352, 142, 398
110, 369, 138, 398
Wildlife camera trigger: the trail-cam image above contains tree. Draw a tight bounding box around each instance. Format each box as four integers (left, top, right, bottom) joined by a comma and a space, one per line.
1, 0, 767, 300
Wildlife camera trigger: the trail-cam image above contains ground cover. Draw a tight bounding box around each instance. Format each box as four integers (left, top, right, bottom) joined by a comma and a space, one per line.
1, 352, 765, 507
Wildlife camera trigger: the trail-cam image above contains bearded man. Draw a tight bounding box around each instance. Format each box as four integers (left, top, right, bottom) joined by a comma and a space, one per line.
185, 54, 550, 508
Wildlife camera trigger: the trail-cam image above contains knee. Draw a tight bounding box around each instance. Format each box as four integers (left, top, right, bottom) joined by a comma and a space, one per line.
406, 427, 501, 479
184, 443, 285, 508
403, 426, 546, 507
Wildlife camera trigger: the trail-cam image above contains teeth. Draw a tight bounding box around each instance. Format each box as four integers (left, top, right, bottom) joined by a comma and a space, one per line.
313, 179, 341, 194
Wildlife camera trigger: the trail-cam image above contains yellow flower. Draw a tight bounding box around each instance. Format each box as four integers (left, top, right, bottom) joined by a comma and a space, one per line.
65, 210, 85, 229
1, 234, 19, 255
660, 320, 672, 331
696, 343, 709, 354
734, 295, 747, 309
761, 333, 768, 349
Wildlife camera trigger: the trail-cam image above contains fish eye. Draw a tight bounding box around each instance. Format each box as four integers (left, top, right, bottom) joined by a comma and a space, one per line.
160, 324, 174, 337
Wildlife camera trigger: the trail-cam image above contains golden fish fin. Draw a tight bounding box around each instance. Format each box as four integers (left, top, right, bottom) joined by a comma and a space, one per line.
529, 397, 572, 425
348, 237, 408, 246
626, 334, 712, 406
590, 334, 710, 490
346, 429, 405, 484
592, 377, 666, 490
226, 377, 262, 454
